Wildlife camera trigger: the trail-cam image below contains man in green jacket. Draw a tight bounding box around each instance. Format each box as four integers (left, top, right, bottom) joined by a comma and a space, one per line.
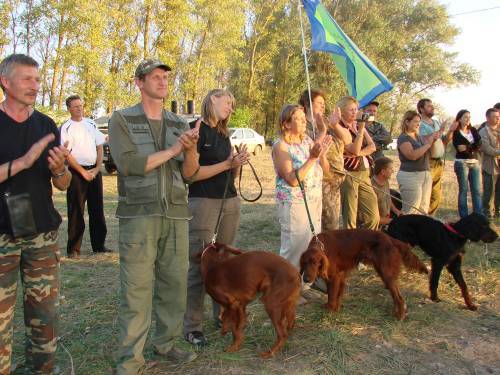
109, 59, 200, 375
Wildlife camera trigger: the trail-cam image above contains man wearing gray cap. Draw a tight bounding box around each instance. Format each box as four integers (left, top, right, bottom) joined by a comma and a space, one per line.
109, 59, 200, 374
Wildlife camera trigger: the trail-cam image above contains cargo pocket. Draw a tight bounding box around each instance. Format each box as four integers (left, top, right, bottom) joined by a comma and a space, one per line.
124, 177, 157, 205
170, 169, 188, 205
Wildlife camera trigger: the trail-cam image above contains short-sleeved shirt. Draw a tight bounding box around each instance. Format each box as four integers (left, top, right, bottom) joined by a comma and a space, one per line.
274, 136, 323, 203
188, 121, 236, 199
0, 110, 62, 234
60, 117, 106, 166
371, 176, 391, 218
419, 118, 444, 159
397, 133, 429, 172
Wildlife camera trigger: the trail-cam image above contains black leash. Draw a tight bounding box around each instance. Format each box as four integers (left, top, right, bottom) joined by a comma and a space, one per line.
235, 145, 262, 202
210, 169, 232, 244
294, 169, 317, 237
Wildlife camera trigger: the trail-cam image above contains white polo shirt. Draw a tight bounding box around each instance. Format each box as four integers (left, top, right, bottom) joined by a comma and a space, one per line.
60, 117, 106, 166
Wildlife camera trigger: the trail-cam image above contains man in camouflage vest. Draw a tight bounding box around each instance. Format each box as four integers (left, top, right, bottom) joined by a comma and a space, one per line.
109, 59, 200, 375
0, 54, 71, 374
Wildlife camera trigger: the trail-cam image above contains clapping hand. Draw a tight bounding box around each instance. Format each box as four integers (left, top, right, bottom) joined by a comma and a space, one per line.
48, 141, 69, 176
313, 113, 327, 138
319, 134, 333, 157
21, 133, 55, 169
173, 119, 202, 155
229, 144, 250, 168
181, 118, 201, 152
327, 106, 341, 127
449, 120, 459, 132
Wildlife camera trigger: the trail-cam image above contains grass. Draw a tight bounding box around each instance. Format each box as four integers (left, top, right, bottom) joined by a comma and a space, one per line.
10, 148, 500, 374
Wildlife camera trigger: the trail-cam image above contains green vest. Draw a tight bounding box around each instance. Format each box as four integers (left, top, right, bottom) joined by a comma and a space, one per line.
115, 103, 190, 219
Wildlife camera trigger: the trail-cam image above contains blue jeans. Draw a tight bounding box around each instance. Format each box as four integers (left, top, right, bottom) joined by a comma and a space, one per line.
454, 161, 482, 218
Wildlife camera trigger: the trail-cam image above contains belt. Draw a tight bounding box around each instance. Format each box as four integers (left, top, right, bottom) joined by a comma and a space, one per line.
80, 164, 96, 170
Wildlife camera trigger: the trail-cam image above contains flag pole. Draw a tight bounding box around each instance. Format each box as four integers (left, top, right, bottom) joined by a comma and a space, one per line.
297, 0, 316, 140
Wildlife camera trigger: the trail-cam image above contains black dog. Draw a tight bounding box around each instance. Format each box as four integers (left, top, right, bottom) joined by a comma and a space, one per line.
387, 213, 497, 310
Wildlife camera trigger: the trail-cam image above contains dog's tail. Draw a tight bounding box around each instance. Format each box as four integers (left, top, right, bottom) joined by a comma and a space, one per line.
392, 238, 428, 274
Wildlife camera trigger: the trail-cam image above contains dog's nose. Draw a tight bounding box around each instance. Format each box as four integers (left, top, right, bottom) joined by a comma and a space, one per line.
302, 274, 310, 283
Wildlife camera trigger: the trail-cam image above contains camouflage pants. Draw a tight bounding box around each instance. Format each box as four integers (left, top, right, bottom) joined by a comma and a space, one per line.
322, 179, 343, 231
0, 231, 59, 375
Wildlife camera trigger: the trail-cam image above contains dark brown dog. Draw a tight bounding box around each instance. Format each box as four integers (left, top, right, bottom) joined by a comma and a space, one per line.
300, 229, 428, 320
199, 243, 301, 358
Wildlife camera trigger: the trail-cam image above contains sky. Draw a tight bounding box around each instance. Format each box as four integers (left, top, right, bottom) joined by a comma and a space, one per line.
431, 0, 500, 124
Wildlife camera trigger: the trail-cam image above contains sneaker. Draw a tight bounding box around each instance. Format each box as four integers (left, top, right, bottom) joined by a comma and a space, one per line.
154, 347, 197, 363
185, 331, 207, 347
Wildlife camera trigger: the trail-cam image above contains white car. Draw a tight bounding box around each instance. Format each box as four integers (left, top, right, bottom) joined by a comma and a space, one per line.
387, 138, 398, 151
229, 128, 265, 155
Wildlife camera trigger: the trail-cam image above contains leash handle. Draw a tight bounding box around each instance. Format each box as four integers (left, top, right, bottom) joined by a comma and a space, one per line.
235, 145, 262, 203
295, 169, 317, 237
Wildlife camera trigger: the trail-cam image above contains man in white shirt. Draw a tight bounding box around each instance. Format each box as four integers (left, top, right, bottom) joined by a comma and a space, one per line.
60, 95, 110, 258
417, 98, 456, 215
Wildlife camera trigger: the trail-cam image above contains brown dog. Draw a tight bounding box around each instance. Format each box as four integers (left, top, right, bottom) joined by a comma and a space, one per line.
199, 243, 301, 358
300, 229, 428, 320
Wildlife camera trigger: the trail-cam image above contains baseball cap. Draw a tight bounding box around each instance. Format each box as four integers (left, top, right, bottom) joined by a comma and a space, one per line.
134, 59, 171, 78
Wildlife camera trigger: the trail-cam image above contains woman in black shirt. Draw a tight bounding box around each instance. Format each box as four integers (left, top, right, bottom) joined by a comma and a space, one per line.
452, 109, 482, 218
183, 89, 250, 347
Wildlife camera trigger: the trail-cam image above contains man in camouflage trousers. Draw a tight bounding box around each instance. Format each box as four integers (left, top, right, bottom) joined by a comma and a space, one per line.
322, 134, 345, 231
0, 54, 71, 374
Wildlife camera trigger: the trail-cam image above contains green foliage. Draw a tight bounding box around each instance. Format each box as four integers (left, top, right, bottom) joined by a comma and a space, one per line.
0, 0, 478, 127
230, 106, 253, 128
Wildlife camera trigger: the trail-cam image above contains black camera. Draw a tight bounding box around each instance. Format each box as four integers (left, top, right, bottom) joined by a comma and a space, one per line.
356, 112, 374, 122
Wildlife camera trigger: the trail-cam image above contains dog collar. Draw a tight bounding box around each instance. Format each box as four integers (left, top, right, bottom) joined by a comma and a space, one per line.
444, 223, 465, 238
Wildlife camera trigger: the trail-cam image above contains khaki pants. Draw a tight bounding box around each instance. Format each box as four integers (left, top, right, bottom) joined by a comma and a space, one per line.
277, 197, 322, 269
396, 170, 432, 214
116, 216, 189, 375
183, 197, 241, 335
429, 159, 444, 215
0, 231, 59, 375
340, 170, 379, 230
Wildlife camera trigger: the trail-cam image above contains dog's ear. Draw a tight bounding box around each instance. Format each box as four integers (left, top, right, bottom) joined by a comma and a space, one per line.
222, 244, 243, 256
319, 253, 330, 280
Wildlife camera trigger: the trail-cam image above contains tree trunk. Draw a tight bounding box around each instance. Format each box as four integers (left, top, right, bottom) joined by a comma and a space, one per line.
25, 0, 33, 55
143, 3, 151, 59
40, 34, 51, 107
57, 63, 67, 111
49, 11, 65, 109
190, 26, 208, 99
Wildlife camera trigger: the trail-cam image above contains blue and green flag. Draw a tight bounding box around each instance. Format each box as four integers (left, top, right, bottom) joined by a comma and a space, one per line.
302, 0, 393, 107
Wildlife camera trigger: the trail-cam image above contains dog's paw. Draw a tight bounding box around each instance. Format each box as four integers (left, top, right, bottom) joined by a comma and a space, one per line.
466, 303, 478, 311
324, 303, 338, 312
259, 350, 274, 359
225, 344, 240, 353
